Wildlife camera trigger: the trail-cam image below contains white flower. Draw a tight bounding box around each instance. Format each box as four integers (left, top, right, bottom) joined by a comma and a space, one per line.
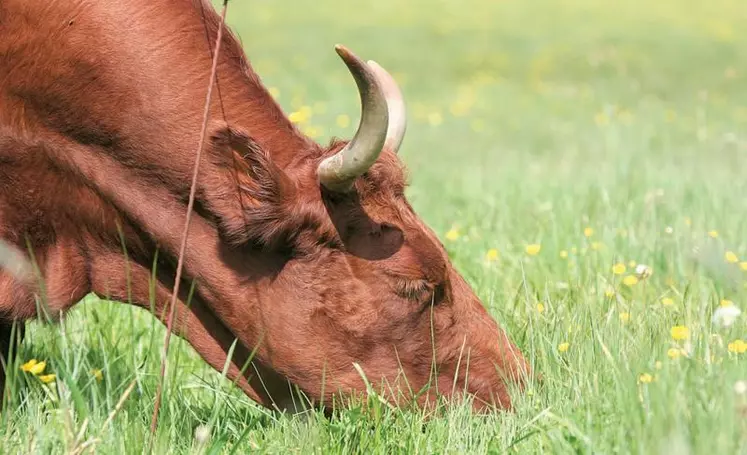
194, 425, 210, 445
635, 264, 653, 279
712, 305, 742, 328
735, 380, 747, 395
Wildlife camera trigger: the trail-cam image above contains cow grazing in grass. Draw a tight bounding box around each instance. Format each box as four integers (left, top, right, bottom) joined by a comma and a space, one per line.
0, 0, 530, 413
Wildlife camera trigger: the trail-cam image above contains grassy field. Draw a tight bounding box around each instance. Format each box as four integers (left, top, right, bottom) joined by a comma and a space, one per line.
3, 0, 747, 453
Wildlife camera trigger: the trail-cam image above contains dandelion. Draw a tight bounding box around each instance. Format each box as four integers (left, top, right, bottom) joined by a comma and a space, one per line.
628, 260, 636, 268
485, 248, 499, 262
427, 112, 443, 126
721, 299, 734, 307
20, 359, 38, 373
725, 251, 739, 263
612, 263, 626, 275
559, 250, 568, 259
525, 244, 541, 256
638, 373, 653, 384
671, 325, 690, 341
445, 228, 460, 241
27, 361, 46, 375
728, 339, 747, 354
667, 348, 681, 359
336, 114, 350, 128
39, 374, 55, 384
623, 275, 639, 287
604, 287, 616, 298
655, 361, 662, 370
635, 264, 652, 279
302, 126, 321, 138
267, 87, 280, 99
661, 297, 674, 306
536, 303, 545, 314
594, 111, 609, 126
288, 109, 309, 124
619, 312, 630, 323
712, 305, 741, 328
708, 230, 719, 238
558, 342, 570, 353
91, 369, 103, 381
740, 262, 747, 271
584, 227, 594, 237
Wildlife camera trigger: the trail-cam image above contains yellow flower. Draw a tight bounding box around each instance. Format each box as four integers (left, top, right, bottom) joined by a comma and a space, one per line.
525, 244, 541, 256
558, 342, 570, 353
684, 216, 692, 226
594, 111, 609, 126
628, 260, 636, 268
427, 111, 443, 126
302, 126, 321, 138
288, 109, 310, 124
20, 359, 38, 373
536, 303, 545, 314
740, 262, 747, 271
622, 275, 639, 287
39, 374, 56, 384
638, 373, 653, 384
667, 348, 681, 359
661, 297, 674, 306
619, 312, 630, 323
485, 248, 499, 262
267, 87, 280, 99
708, 230, 719, 238
336, 114, 350, 128
445, 228, 460, 241
604, 287, 616, 298
720, 299, 734, 307
612, 263, 626, 275
91, 369, 103, 381
29, 361, 46, 375
584, 227, 594, 237
559, 250, 568, 259
725, 251, 739, 263
670, 325, 690, 341
727, 340, 747, 354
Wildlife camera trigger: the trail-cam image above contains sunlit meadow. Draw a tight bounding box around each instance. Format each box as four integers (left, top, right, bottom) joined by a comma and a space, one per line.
3, 0, 747, 453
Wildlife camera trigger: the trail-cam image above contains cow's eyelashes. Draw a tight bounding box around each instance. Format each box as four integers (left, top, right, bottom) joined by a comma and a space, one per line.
394, 279, 434, 302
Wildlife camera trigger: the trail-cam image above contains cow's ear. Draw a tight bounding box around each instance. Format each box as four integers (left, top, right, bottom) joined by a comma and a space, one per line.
206, 125, 300, 249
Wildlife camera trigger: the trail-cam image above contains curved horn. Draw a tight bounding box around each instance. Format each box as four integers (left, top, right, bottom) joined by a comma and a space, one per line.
317, 45, 389, 192
367, 60, 407, 154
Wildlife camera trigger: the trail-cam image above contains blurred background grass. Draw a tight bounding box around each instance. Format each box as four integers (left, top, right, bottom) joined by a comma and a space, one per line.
3, 0, 747, 453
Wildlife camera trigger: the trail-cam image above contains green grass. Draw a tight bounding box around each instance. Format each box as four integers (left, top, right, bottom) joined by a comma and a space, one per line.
4, 0, 747, 453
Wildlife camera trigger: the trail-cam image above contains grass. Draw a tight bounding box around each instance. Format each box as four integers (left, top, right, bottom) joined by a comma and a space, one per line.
3, 0, 747, 453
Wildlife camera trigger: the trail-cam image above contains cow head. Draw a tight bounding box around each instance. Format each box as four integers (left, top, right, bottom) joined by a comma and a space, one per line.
208, 45, 531, 413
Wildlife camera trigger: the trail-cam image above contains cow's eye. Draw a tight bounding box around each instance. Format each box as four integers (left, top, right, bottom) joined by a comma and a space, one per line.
394, 279, 434, 302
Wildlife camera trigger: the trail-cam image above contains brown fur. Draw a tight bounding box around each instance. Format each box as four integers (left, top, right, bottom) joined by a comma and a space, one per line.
0, 0, 531, 413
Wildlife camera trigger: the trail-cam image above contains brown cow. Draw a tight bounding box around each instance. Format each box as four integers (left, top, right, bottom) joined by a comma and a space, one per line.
0, 0, 530, 414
